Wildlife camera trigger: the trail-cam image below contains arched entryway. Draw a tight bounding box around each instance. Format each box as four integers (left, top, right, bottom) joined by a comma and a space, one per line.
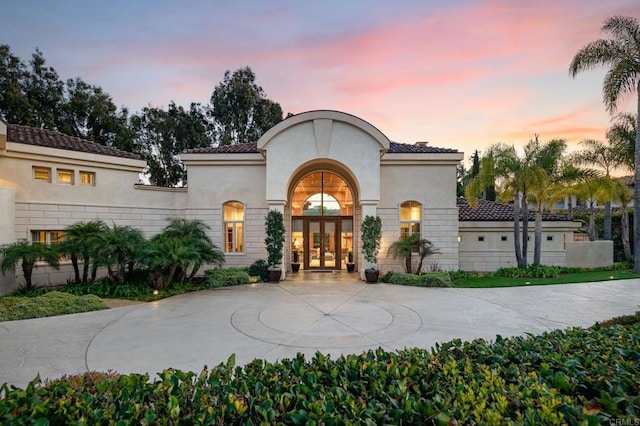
289, 168, 356, 271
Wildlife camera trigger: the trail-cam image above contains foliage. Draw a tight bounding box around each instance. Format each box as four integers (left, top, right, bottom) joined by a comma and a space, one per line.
0, 239, 60, 289
204, 268, 251, 288
131, 102, 210, 187
387, 233, 439, 274
247, 259, 270, 282
209, 66, 283, 145
58, 220, 107, 284
0, 291, 107, 321
495, 265, 562, 278
599, 310, 640, 328
361, 215, 382, 268
93, 225, 144, 286
292, 249, 300, 264
264, 210, 285, 269
347, 249, 353, 263
56, 278, 152, 299
383, 271, 453, 287
2, 323, 639, 423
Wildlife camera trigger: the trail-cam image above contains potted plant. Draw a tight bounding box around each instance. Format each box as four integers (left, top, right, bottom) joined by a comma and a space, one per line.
264, 210, 285, 282
291, 249, 300, 273
361, 215, 382, 283
346, 249, 355, 272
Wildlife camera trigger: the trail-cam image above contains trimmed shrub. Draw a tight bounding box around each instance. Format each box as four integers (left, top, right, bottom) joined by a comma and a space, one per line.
599, 310, 640, 328
0, 291, 108, 321
1, 323, 639, 423
204, 268, 251, 288
385, 271, 453, 287
247, 259, 269, 282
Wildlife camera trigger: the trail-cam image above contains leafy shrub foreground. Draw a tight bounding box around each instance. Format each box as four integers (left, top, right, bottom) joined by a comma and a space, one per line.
0, 291, 107, 322
2, 322, 639, 424
204, 268, 252, 288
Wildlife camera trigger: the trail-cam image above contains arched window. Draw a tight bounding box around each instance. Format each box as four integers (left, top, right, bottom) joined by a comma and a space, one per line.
400, 201, 421, 238
223, 201, 244, 253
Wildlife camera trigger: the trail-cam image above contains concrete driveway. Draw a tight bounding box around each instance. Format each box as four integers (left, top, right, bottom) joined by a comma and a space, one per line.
1, 273, 639, 388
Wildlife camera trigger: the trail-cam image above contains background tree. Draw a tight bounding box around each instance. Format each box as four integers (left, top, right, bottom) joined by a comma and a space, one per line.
132, 102, 209, 187
209, 66, 283, 145
570, 138, 626, 240
570, 15, 640, 271
0, 240, 60, 289
0, 44, 31, 124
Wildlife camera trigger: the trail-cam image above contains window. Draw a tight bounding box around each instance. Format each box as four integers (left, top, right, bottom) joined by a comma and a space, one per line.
33, 167, 51, 182
80, 171, 95, 186
547, 236, 553, 241
478, 236, 485, 242
400, 201, 421, 238
501, 236, 508, 241
31, 230, 67, 260
57, 169, 74, 184
223, 201, 244, 253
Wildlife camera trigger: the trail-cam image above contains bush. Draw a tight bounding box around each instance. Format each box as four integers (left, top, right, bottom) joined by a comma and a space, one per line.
2, 323, 639, 423
204, 268, 251, 288
247, 259, 269, 282
0, 291, 108, 321
495, 265, 561, 278
56, 279, 152, 299
385, 271, 453, 287
599, 310, 640, 328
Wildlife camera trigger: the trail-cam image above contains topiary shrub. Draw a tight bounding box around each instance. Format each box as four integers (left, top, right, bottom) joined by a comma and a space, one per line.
204, 268, 251, 288
247, 259, 269, 282
385, 271, 453, 287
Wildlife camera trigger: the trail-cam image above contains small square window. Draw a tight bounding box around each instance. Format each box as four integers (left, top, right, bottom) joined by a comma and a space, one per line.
57, 169, 74, 184
501, 236, 507, 241
33, 167, 51, 182
478, 236, 485, 242
80, 171, 96, 186
546, 236, 553, 241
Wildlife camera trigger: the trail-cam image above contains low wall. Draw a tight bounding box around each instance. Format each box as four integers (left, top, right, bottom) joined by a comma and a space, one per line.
565, 241, 613, 268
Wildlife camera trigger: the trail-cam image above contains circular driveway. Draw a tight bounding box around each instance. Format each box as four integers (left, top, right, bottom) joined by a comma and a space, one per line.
1, 275, 639, 388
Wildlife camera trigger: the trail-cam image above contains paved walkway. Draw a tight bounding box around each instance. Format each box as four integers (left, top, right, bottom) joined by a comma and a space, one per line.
1, 273, 639, 388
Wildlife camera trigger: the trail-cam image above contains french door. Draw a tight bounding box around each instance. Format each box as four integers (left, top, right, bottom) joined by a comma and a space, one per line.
305, 218, 340, 270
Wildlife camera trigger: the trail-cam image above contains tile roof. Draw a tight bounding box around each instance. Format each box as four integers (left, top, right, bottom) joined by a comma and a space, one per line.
457, 197, 570, 222
388, 142, 459, 154
186, 143, 260, 154
7, 124, 141, 160
186, 141, 459, 154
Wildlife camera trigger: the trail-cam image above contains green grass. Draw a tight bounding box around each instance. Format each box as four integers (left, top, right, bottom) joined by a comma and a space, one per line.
453, 269, 640, 288
0, 291, 108, 322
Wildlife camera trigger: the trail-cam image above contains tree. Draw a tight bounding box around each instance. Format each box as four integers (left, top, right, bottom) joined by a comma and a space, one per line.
58, 221, 107, 284
133, 102, 209, 187
94, 225, 144, 285
570, 15, 640, 272
570, 138, 627, 240
264, 210, 286, 270
610, 178, 634, 261
607, 112, 637, 172
361, 215, 382, 269
0, 44, 31, 124
387, 233, 439, 274
0, 240, 60, 289
209, 66, 283, 145
573, 176, 617, 241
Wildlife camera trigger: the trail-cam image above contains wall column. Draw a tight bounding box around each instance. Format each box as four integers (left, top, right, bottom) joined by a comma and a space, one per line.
0, 187, 16, 295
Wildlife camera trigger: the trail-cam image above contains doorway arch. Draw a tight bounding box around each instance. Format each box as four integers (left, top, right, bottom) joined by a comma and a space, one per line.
288, 164, 358, 271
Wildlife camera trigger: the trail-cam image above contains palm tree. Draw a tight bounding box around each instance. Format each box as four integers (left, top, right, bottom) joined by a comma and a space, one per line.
570, 15, 640, 271
59, 220, 107, 284
570, 139, 627, 240
573, 176, 618, 241
387, 233, 439, 274
610, 178, 634, 261
0, 240, 60, 289
94, 225, 144, 285
607, 112, 637, 172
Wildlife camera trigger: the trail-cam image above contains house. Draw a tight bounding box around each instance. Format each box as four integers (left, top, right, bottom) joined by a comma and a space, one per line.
0, 110, 594, 293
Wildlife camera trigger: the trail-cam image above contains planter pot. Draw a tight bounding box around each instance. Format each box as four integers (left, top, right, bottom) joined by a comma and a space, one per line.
346, 263, 355, 273
291, 263, 300, 273
269, 269, 282, 283
365, 269, 379, 283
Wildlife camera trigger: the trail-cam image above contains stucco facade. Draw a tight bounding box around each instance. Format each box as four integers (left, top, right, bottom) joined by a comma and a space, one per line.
0, 110, 585, 293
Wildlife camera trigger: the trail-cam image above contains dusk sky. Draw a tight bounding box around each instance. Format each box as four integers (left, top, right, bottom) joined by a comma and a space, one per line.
2, 1, 639, 164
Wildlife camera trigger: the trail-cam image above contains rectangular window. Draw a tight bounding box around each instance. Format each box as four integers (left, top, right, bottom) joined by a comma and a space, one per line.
400, 201, 422, 239
547, 236, 553, 241
501, 236, 508, 241
478, 236, 485, 242
33, 167, 51, 182
80, 171, 96, 185
57, 169, 74, 184
223, 202, 244, 253
31, 230, 67, 260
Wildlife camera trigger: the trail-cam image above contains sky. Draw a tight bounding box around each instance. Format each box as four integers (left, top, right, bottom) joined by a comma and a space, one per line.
2, 0, 639, 165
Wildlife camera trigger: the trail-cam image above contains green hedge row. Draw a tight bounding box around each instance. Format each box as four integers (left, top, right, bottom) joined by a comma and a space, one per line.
381, 271, 453, 287
3, 321, 638, 424
0, 291, 107, 322
204, 268, 252, 288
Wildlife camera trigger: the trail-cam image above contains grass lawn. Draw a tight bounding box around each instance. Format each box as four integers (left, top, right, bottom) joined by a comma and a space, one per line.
454, 269, 640, 288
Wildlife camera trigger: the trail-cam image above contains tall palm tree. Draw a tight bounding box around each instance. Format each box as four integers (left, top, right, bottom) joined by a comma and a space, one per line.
570, 139, 627, 240
59, 220, 107, 284
607, 112, 637, 172
610, 178, 634, 261
0, 240, 60, 289
570, 15, 640, 271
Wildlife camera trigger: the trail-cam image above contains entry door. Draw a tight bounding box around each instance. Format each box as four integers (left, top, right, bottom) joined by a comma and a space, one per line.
306, 219, 339, 269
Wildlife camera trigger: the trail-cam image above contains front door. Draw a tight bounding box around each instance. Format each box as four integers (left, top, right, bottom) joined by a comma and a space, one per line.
306, 218, 339, 269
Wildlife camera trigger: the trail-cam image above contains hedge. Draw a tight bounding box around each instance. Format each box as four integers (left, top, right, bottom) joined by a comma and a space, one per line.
2, 320, 638, 424
0, 291, 107, 322
382, 271, 453, 287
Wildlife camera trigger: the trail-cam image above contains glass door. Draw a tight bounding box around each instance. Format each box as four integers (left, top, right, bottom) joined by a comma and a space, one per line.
305, 219, 339, 269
